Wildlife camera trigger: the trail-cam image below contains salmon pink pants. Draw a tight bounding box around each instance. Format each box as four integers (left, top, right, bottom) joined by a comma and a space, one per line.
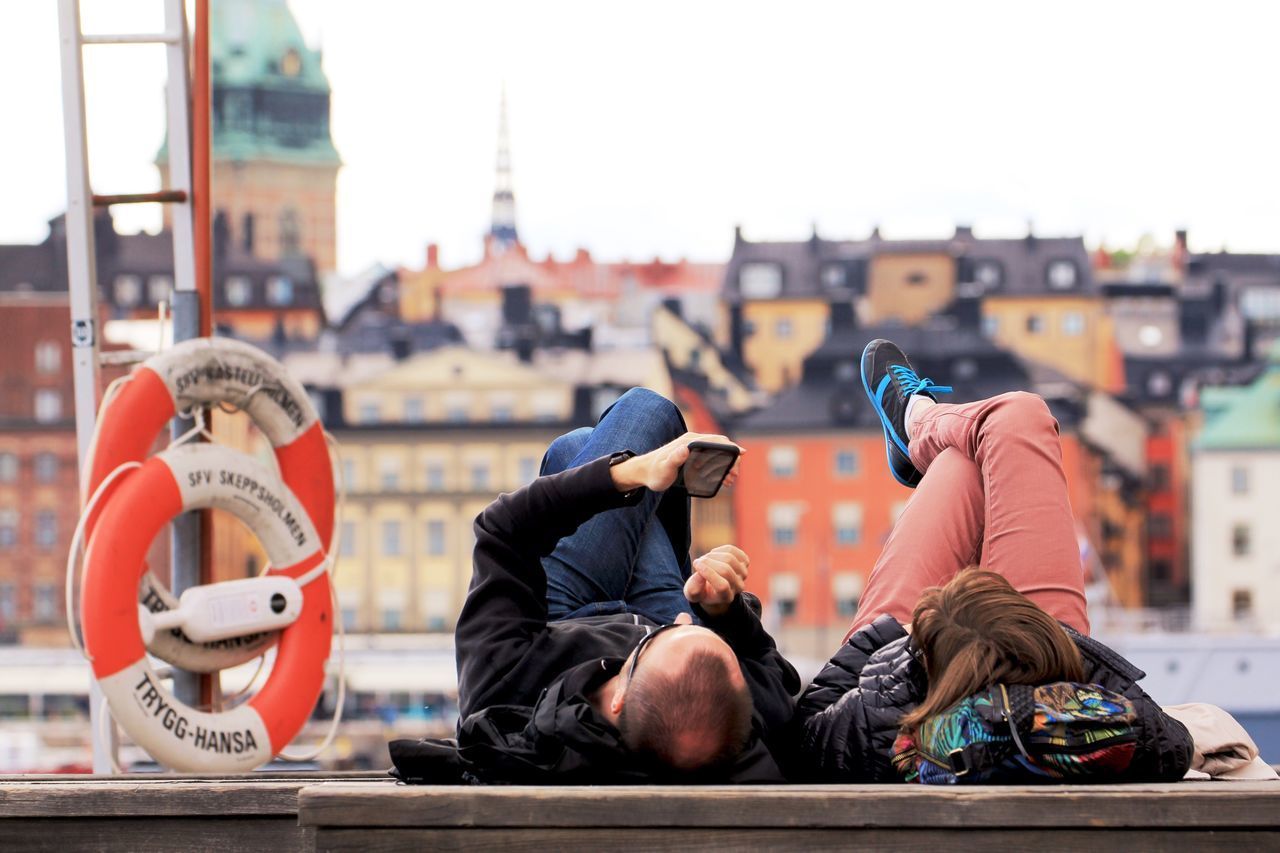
846, 392, 1090, 641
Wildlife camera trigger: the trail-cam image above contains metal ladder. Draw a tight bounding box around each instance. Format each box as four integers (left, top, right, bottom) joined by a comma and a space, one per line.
56, 0, 201, 773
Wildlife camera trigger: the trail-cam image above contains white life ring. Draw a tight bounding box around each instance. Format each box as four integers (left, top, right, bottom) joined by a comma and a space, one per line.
83, 337, 333, 673
81, 444, 333, 771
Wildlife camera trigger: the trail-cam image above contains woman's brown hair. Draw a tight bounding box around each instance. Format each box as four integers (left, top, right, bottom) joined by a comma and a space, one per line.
899, 568, 1084, 733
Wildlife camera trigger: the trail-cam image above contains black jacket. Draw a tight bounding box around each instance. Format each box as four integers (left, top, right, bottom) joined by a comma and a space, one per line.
792, 615, 1194, 783
390, 454, 801, 784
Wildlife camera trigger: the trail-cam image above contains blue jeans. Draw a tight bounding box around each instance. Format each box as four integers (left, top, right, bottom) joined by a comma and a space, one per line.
540, 388, 696, 625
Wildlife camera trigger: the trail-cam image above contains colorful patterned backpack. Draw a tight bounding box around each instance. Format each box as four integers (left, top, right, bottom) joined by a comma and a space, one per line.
892, 682, 1138, 784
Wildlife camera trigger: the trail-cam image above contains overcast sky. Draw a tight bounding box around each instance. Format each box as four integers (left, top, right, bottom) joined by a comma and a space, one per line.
3, 1, 1279, 275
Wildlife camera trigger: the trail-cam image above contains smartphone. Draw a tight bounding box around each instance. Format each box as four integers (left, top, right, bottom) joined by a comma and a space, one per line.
675, 440, 741, 498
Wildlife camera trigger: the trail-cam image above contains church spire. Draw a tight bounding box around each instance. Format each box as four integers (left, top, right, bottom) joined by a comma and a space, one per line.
489, 86, 519, 250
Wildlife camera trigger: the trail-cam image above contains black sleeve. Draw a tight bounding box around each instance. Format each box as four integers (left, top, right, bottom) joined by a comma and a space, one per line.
793, 616, 908, 782
694, 592, 801, 740
455, 454, 643, 718
1118, 684, 1195, 781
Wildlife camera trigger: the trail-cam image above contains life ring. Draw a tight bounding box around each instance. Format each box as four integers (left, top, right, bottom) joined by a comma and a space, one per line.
83, 337, 333, 673
82, 443, 332, 771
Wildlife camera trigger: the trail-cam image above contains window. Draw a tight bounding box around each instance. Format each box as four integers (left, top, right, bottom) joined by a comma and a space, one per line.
445, 393, 470, 424
380, 460, 401, 491
34, 341, 61, 374
1232, 524, 1251, 557
1146, 371, 1173, 397
491, 402, 514, 423
834, 449, 859, 477
1061, 312, 1086, 336
768, 445, 798, 478
1149, 463, 1170, 491
279, 208, 301, 256
1138, 324, 1164, 348
769, 503, 802, 547
425, 520, 446, 557
834, 361, 856, 382
0, 584, 13, 621
403, 396, 426, 423
34, 584, 57, 622
821, 264, 847, 289
1148, 513, 1173, 540
833, 572, 863, 618
1046, 260, 1079, 290
533, 392, 562, 423
0, 453, 17, 483
424, 461, 446, 491
266, 275, 294, 306
1232, 589, 1253, 620
34, 390, 62, 423
381, 520, 402, 557
341, 607, 359, 632
35, 511, 57, 549
0, 510, 17, 549
981, 314, 999, 338
33, 452, 57, 483
1241, 288, 1280, 321
973, 259, 1003, 288
954, 358, 978, 381
774, 317, 793, 339
518, 456, 539, 485
339, 521, 356, 558
148, 274, 173, 305
357, 401, 380, 424
1150, 560, 1172, 582
225, 275, 252, 306
738, 263, 783, 299
1025, 314, 1045, 335
1231, 466, 1249, 495
470, 462, 491, 492
833, 503, 863, 547
382, 608, 402, 632
770, 574, 799, 620
341, 458, 358, 490
114, 274, 142, 307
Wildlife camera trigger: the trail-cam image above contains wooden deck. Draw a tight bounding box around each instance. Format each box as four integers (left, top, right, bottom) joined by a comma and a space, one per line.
1, 776, 1277, 852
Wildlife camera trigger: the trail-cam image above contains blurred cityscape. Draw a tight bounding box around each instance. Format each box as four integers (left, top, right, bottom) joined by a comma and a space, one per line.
2, 1, 1279, 770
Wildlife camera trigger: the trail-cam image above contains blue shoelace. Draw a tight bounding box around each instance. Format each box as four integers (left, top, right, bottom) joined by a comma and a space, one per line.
889, 364, 952, 399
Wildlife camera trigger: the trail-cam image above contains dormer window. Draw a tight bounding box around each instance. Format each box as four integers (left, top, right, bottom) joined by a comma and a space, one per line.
281, 48, 302, 77
974, 259, 1003, 288
739, 262, 783, 299
820, 264, 846, 290
1047, 260, 1078, 290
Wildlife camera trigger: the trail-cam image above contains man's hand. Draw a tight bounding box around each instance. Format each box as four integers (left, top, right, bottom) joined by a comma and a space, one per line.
610, 432, 744, 493
684, 544, 749, 616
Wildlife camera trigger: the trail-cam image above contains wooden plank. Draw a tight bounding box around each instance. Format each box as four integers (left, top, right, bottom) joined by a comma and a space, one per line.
311, 827, 1280, 853
298, 782, 1280, 830
0, 817, 307, 852
0, 775, 386, 818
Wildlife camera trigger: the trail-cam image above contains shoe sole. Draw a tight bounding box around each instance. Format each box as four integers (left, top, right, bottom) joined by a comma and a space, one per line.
859, 340, 921, 489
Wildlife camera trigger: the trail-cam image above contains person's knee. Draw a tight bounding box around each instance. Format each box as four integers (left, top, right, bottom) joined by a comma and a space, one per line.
994, 391, 1057, 433
607, 387, 685, 432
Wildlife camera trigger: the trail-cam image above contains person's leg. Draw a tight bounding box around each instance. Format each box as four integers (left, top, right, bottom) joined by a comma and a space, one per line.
845, 448, 985, 639
908, 391, 1089, 633
539, 388, 694, 623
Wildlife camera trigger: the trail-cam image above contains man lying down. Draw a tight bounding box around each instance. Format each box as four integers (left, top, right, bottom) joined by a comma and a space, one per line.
389, 388, 800, 784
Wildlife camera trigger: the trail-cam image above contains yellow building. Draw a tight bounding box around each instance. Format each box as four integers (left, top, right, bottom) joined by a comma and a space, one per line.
983, 296, 1122, 391
329, 348, 579, 632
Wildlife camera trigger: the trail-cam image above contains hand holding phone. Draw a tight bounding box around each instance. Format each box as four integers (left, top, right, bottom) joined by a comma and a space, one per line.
675, 440, 741, 498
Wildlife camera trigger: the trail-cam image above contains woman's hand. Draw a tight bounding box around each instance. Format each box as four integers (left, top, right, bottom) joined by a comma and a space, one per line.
684, 544, 749, 616
610, 432, 744, 493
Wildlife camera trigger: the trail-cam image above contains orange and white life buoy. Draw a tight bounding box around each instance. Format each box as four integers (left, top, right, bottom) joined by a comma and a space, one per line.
82, 443, 332, 771
83, 337, 333, 673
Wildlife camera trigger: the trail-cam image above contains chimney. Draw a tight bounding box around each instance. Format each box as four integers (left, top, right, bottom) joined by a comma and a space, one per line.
1173, 229, 1188, 275
733, 224, 744, 246
954, 224, 973, 240
426, 242, 440, 269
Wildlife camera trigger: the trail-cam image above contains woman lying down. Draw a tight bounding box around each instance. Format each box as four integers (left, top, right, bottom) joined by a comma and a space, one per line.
791, 340, 1194, 783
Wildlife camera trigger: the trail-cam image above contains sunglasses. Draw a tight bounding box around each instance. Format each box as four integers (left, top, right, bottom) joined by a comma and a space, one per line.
623, 623, 682, 690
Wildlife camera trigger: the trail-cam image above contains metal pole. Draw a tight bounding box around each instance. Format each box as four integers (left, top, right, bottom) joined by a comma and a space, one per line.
56, 0, 114, 775
164, 0, 203, 711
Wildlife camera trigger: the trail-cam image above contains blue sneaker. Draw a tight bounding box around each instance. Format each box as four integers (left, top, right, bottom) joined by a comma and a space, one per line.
860, 339, 951, 488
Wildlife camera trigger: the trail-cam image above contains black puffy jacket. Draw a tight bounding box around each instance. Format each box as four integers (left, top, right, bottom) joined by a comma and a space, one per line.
793, 615, 1194, 783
